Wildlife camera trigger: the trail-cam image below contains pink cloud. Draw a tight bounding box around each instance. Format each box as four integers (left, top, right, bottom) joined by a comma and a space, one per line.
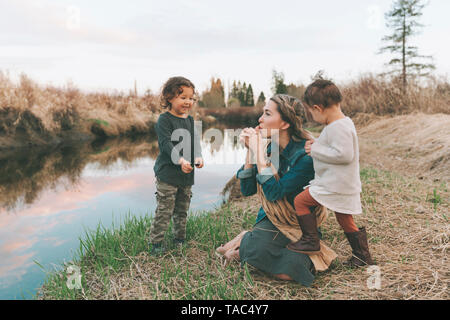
0, 252, 36, 279
1, 238, 37, 253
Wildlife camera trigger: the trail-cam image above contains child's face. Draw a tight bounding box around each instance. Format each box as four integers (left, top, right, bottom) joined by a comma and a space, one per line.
168, 86, 195, 116
306, 104, 327, 124
257, 100, 290, 138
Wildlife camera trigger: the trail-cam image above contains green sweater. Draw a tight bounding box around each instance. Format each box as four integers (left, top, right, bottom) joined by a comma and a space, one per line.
153, 112, 202, 187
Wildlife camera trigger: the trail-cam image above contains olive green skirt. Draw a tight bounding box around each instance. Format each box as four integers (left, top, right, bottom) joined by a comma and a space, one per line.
239, 217, 315, 287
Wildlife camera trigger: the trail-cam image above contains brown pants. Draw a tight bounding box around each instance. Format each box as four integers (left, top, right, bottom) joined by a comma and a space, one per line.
294, 188, 359, 233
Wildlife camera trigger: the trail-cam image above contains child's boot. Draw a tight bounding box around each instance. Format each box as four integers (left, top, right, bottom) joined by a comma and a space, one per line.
149, 242, 166, 256
344, 227, 375, 266
287, 212, 321, 254
173, 238, 186, 249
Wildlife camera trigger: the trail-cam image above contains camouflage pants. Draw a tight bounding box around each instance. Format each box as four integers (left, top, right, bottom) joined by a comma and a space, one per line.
149, 178, 192, 244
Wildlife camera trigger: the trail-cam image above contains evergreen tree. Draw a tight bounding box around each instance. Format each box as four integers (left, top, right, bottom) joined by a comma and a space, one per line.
256, 91, 266, 107
379, 0, 435, 90
245, 84, 254, 107
271, 70, 288, 95
229, 80, 239, 100
237, 81, 246, 106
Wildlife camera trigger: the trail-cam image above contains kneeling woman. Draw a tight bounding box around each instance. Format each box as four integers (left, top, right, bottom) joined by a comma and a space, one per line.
218, 94, 336, 286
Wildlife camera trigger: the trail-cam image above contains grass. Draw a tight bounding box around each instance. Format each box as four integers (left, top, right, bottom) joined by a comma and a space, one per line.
37, 206, 257, 300
36, 164, 449, 300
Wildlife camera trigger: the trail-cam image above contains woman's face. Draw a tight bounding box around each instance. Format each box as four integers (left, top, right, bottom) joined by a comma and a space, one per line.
258, 100, 289, 138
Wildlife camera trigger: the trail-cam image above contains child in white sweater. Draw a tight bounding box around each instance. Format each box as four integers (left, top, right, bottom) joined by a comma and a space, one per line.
287, 80, 374, 267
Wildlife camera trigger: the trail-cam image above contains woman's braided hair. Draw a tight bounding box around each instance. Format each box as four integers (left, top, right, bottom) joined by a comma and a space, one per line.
269, 94, 312, 142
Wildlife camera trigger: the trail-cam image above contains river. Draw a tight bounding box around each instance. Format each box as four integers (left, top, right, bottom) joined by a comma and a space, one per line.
0, 126, 248, 299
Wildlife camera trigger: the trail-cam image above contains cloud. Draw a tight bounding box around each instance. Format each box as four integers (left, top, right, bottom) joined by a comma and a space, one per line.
0, 0, 139, 47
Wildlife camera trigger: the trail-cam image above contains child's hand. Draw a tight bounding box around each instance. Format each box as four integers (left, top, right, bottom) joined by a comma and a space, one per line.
194, 157, 204, 169
305, 139, 315, 155
179, 158, 193, 173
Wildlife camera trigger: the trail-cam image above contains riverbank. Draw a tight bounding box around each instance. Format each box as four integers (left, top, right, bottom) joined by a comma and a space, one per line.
0, 73, 161, 150
36, 113, 449, 300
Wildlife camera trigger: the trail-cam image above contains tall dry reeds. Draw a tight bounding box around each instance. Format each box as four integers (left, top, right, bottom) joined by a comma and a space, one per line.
341, 74, 450, 116
0, 72, 159, 148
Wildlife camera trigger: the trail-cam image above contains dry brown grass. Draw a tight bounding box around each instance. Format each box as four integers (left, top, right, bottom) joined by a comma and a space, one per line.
355, 112, 450, 182
341, 74, 450, 116
0, 72, 159, 148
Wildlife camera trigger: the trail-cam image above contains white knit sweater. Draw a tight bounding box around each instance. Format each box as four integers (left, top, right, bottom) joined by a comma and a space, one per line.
308, 117, 362, 214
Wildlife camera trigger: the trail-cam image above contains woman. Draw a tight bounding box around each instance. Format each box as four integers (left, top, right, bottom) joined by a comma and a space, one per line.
217, 94, 336, 286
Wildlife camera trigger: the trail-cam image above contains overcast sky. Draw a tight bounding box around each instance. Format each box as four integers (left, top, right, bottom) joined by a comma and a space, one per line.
0, 0, 449, 97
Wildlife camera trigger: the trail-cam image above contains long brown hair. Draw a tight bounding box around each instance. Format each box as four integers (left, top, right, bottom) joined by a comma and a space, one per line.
269, 94, 312, 141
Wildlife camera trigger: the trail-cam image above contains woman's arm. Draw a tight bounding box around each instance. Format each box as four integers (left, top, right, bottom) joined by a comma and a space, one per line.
236, 149, 257, 196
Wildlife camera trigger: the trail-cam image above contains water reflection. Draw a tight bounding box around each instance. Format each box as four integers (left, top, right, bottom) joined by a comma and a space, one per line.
0, 128, 247, 299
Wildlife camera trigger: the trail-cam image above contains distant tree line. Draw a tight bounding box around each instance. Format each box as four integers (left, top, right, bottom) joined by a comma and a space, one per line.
198, 70, 307, 109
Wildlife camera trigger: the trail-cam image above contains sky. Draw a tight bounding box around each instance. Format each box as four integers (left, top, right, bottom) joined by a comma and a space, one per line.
0, 0, 449, 98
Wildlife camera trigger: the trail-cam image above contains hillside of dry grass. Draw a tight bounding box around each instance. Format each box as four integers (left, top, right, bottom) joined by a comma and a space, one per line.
0, 73, 159, 149
355, 112, 450, 182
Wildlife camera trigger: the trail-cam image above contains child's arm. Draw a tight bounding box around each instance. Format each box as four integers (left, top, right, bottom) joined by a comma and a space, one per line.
310, 127, 355, 165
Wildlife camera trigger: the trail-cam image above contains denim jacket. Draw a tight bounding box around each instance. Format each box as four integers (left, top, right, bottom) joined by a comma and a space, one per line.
236, 139, 314, 224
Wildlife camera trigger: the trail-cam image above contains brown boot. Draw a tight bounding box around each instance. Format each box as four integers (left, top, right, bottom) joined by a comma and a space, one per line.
344, 227, 375, 267
287, 213, 321, 254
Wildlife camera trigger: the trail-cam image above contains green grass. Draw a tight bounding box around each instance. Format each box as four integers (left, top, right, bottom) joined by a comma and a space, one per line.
87, 118, 110, 127
36, 205, 258, 300
426, 188, 442, 211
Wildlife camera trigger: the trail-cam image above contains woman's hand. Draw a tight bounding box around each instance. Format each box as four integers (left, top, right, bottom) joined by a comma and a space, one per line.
247, 129, 262, 156
179, 157, 193, 173
239, 127, 256, 149
305, 139, 315, 155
